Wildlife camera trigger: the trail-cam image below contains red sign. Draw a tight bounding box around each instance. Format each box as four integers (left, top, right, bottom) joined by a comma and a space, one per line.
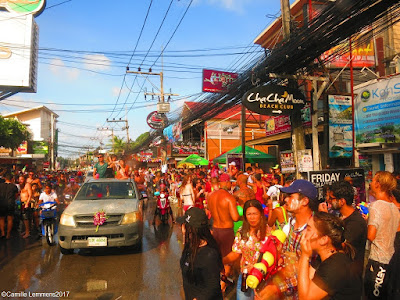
265, 104, 311, 136
202, 69, 238, 93
146, 111, 168, 129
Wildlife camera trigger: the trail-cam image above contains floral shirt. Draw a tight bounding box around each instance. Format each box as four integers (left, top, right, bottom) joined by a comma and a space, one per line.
232, 227, 269, 272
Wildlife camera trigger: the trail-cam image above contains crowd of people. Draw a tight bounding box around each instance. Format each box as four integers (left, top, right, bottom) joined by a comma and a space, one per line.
168, 164, 400, 300
2, 156, 400, 300
0, 167, 84, 239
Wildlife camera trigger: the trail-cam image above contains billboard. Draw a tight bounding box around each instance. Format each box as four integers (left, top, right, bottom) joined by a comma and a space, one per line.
328, 95, 353, 157
32, 141, 48, 154
320, 32, 375, 69
0, 14, 38, 92
163, 120, 182, 143
354, 75, 400, 145
202, 69, 238, 93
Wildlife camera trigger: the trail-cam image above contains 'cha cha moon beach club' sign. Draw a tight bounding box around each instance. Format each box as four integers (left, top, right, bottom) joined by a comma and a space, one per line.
242, 84, 306, 116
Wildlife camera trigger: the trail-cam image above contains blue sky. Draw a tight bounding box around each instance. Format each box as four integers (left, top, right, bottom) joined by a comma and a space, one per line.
0, 0, 289, 157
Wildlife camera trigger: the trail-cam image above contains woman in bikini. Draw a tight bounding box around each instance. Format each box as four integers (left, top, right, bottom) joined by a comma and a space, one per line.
180, 175, 195, 212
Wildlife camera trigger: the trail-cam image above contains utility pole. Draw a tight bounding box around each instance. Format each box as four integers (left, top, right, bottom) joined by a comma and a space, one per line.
126, 68, 178, 114
280, 0, 307, 178
97, 127, 114, 153
106, 118, 130, 144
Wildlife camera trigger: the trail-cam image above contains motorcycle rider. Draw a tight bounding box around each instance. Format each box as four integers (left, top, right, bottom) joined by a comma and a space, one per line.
153, 184, 175, 224
39, 183, 59, 205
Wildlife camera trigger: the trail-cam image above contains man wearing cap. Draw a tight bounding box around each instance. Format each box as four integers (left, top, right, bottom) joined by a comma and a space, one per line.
256, 179, 318, 300
207, 174, 240, 290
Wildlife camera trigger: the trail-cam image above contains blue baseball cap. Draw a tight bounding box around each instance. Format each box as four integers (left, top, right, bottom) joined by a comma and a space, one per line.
280, 179, 317, 200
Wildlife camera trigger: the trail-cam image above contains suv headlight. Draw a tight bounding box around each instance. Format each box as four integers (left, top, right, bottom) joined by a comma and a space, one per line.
60, 214, 76, 226
121, 212, 140, 224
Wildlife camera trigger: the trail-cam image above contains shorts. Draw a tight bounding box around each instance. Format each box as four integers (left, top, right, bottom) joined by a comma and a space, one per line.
183, 205, 193, 212
212, 227, 235, 257
0, 202, 14, 217
364, 259, 389, 300
21, 206, 32, 220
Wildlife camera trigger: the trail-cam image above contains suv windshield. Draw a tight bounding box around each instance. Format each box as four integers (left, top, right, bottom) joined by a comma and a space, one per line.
75, 181, 137, 200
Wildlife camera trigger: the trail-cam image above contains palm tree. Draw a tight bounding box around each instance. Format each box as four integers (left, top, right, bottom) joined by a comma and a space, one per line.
109, 136, 125, 155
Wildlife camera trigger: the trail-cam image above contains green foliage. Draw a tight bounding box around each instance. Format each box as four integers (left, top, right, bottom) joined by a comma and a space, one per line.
0, 116, 31, 150
129, 132, 150, 150
111, 136, 126, 154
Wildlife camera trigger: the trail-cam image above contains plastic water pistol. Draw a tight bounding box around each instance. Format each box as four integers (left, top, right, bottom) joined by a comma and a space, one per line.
246, 230, 287, 290
357, 201, 369, 216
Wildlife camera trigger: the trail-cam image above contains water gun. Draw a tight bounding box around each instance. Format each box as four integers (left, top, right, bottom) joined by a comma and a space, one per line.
261, 204, 269, 218
246, 230, 286, 290
357, 202, 369, 216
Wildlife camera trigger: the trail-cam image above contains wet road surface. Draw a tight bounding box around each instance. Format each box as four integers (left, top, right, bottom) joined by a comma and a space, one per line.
0, 197, 186, 300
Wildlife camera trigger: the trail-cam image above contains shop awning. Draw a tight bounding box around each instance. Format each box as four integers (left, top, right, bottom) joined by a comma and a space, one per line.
213, 145, 276, 164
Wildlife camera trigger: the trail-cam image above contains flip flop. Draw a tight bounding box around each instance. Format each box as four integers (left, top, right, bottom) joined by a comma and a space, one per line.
22, 234, 30, 239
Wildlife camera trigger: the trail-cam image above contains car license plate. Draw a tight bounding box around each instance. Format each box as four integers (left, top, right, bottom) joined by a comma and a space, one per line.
88, 237, 107, 246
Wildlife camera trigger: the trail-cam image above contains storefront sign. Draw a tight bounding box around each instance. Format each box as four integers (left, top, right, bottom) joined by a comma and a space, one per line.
146, 111, 168, 129
354, 75, 400, 145
172, 142, 204, 156
202, 69, 238, 93
308, 168, 366, 203
328, 95, 353, 157
16, 141, 28, 155
243, 84, 306, 116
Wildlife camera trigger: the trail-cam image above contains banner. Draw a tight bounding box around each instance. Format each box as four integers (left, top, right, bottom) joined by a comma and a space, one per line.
328, 95, 353, 157
163, 120, 182, 143
265, 104, 311, 136
308, 168, 366, 204
354, 75, 400, 145
202, 69, 238, 93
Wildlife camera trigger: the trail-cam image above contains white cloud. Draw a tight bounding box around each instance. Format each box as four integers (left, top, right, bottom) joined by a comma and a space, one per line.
207, 0, 250, 12
111, 86, 128, 97
83, 54, 111, 71
49, 58, 80, 80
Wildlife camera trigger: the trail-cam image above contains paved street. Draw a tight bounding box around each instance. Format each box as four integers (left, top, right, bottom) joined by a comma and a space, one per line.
0, 198, 186, 300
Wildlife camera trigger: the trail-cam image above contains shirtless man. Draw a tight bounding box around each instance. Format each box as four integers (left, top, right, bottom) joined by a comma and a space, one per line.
207, 173, 239, 291
18, 175, 32, 238
233, 174, 256, 207
233, 174, 256, 234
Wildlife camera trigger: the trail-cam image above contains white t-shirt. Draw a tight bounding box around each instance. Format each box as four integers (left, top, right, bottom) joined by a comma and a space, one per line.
39, 191, 58, 203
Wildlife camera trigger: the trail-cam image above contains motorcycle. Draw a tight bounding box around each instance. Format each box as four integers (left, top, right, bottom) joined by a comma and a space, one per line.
39, 201, 58, 246
156, 193, 171, 224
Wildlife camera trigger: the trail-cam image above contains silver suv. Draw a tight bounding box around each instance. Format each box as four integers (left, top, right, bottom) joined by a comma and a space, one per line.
58, 178, 143, 254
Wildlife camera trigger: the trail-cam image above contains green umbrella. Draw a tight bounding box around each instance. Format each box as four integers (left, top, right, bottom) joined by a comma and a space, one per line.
177, 154, 209, 166
212, 145, 276, 164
